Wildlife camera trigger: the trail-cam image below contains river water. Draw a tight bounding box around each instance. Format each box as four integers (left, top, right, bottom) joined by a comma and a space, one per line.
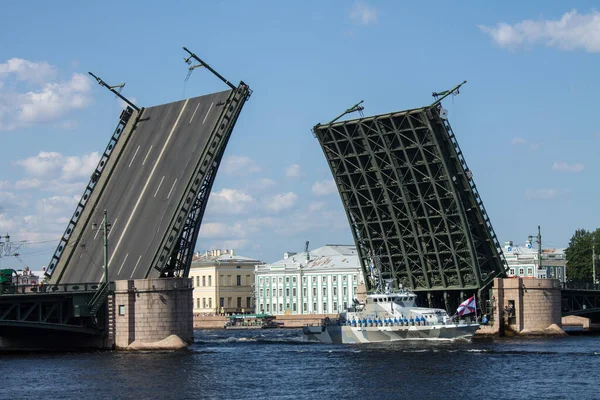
1, 329, 598, 399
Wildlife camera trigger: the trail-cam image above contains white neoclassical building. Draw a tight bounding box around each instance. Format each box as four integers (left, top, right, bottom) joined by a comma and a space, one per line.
254, 244, 365, 315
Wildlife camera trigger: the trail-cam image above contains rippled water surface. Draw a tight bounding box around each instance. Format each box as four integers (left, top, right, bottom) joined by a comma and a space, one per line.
2, 329, 599, 399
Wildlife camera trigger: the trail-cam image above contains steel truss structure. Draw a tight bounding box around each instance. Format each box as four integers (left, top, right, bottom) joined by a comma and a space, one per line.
153, 83, 251, 278
313, 104, 507, 309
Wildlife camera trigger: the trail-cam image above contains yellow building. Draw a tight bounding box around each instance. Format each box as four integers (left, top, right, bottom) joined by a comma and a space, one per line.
189, 249, 264, 315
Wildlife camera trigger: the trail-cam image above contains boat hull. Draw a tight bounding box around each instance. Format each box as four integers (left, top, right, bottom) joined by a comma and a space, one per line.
303, 324, 479, 344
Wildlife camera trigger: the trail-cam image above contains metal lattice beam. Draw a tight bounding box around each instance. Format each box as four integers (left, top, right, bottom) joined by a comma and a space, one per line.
314, 104, 506, 308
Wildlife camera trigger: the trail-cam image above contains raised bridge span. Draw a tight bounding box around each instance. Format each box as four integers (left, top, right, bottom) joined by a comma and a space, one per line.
47, 77, 250, 284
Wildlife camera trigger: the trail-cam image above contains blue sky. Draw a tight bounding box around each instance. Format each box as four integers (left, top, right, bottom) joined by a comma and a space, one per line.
1, 1, 599, 271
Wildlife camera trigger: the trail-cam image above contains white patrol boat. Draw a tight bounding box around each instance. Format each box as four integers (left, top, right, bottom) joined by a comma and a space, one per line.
303, 283, 479, 344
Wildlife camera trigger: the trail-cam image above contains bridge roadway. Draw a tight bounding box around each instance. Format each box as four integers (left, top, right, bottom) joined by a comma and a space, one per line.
59, 89, 232, 283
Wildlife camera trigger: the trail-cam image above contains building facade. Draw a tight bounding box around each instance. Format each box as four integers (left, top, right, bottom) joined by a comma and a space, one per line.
189, 249, 263, 315
503, 240, 567, 283
254, 245, 366, 315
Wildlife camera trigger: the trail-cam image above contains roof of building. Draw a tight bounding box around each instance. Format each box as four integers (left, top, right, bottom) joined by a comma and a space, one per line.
256, 244, 360, 273
503, 241, 566, 261
191, 249, 263, 267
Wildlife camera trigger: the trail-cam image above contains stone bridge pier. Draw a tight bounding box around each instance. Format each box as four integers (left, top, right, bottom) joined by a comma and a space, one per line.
111, 277, 193, 350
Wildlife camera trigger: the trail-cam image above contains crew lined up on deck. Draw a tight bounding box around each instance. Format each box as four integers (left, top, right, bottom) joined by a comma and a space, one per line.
347, 315, 429, 327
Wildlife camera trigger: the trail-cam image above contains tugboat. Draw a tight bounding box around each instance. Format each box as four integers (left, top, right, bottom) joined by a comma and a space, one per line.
303, 280, 479, 344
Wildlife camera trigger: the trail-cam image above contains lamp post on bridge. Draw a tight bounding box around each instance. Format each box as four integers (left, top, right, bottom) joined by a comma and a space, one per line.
92, 210, 111, 285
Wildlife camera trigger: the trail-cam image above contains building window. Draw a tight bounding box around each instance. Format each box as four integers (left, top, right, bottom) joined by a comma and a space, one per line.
266, 304, 270, 312
519, 268, 524, 276
119, 305, 125, 315
208, 275, 212, 286
322, 287, 327, 296
260, 303, 264, 313
293, 277, 297, 283
323, 302, 327, 312
202, 276, 206, 286
246, 275, 250, 285
333, 276, 337, 283
227, 297, 232, 307
333, 301, 338, 311
322, 276, 326, 283
196, 298, 200, 309
237, 275, 241, 286
279, 277, 283, 283
343, 287, 347, 296
267, 278, 270, 284
303, 288, 307, 297
279, 303, 283, 312
237, 297, 242, 308
286, 288, 290, 297
313, 302, 317, 312
236, 265, 241, 269
227, 275, 232, 285
260, 289, 264, 297
343, 276, 347, 282
247, 297, 251, 308
353, 287, 357, 295
527, 268, 533, 276
208, 298, 212, 308
312, 277, 316, 283
202, 298, 206, 308
219, 275, 224, 285
343, 301, 347, 310
313, 288, 317, 296
293, 303, 297, 312
278, 288, 283, 297
303, 276, 307, 284
509, 268, 515, 276
333, 287, 337, 296
220, 297, 224, 307
303, 303, 307, 312
286, 277, 290, 283
267, 288, 270, 297
293, 288, 297, 297
286, 303, 290, 310
353, 275, 357, 282
260, 277, 264, 285
195, 276, 199, 287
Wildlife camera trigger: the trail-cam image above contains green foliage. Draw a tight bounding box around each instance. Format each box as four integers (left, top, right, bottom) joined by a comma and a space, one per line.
565, 228, 600, 282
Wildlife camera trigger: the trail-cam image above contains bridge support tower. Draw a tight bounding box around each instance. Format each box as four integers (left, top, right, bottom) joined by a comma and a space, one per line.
111, 277, 193, 350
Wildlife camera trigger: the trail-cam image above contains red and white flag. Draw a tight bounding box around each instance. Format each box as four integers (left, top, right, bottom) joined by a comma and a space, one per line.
457, 296, 476, 316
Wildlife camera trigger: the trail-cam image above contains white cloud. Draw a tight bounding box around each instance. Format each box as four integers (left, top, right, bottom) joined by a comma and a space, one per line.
0, 58, 56, 84
312, 179, 337, 196
35, 195, 79, 216
207, 188, 254, 214
264, 192, 298, 213
510, 137, 526, 145
525, 189, 560, 200
199, 239, 250, 252
0, 61, 92, 131
15, 179, 42, 190
254, 178, 276, 189
479, 10, 600, 52
285, 164, 303, 177
552, 161, 585, 173
198, 222, 246, 239
349, 1, 378, 25
509, 137, 540, 151
308, 201, 326, 212
221, 155, 260, 176
16, 151, 100, 182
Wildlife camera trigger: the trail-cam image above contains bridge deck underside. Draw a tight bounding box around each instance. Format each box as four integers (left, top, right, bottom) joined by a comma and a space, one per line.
50, 87, 248, 284
314, 106, 505, 306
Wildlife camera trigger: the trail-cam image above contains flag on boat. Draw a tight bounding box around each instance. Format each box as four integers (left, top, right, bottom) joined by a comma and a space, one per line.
457, 296, 476, 316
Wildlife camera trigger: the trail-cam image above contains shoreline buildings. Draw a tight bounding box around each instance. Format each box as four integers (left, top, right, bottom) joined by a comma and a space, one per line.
254, 244, 366, 316
189, 249, 263, 315
503, 240, 567, 283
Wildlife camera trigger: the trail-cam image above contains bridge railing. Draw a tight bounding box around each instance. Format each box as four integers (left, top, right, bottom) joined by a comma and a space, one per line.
561, 282, 600, 291
0, 282, 112, 296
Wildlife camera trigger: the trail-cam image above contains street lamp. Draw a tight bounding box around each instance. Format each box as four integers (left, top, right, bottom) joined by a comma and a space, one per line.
92, 210, 111, 285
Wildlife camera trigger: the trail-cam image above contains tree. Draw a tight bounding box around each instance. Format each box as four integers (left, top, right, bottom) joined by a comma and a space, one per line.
565, 228, 600, 283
